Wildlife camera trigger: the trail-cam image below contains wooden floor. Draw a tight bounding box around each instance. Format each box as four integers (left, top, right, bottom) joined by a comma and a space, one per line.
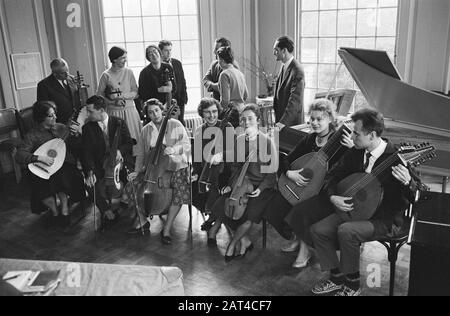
0, 173, 445, 296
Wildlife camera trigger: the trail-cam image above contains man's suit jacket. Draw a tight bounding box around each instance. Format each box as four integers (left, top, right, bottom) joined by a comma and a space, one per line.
171, 58, 188, 106
202, 60, 222, 101
81, 116, 134, 179
273, 59, 305, 126
37, 74, 77, 124
324, 140, 419, 236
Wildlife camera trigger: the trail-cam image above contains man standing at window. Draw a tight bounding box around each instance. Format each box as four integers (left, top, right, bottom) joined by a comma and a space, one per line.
273, 36, 305, 129
159, 40, 188, 126
37, 58, 78, 125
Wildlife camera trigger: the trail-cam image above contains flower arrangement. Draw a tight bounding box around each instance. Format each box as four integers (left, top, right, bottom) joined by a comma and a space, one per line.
240, 55, 279, 98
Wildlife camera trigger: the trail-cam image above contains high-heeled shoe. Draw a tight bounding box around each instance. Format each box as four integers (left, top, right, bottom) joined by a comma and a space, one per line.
224, 246, 236, 263
292, 254, 312, 269
160, 231, 172, 245
241, 243, 254, 257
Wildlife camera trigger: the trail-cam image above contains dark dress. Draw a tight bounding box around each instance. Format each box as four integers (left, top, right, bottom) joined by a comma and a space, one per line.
15, 124, 85, 214
138, 63, 177, 105
191, 121, 233, 214
210, 132, 277, 230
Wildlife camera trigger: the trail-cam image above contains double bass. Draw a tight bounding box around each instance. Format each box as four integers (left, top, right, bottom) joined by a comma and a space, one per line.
137, 69, 178, 215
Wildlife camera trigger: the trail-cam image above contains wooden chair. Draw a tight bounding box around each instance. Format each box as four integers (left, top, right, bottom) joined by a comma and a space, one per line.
0, 108, 23, 184
377, 190, 421, 296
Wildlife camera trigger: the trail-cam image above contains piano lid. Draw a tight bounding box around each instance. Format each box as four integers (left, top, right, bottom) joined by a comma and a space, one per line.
338, 47, 450, 135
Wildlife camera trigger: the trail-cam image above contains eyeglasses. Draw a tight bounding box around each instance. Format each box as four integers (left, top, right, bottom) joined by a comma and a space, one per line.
47, 113, 57, 118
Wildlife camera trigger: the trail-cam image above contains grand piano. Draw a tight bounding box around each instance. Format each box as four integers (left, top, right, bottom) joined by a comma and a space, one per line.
338, 47, 450, 191
338, 47, 450, 296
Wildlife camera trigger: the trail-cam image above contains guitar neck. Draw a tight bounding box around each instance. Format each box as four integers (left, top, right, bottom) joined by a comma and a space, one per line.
319, 123, 351, 160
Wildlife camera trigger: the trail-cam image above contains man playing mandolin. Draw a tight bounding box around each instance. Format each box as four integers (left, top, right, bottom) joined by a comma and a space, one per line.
308, 109, 420, 296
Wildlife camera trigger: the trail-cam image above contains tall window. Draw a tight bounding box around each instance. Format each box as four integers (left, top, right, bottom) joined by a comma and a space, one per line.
299, 0, 398, 112
102, 0, 201, 112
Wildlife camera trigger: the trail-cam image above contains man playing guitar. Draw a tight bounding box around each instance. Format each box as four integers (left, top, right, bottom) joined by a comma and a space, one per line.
307, 109, 420, 296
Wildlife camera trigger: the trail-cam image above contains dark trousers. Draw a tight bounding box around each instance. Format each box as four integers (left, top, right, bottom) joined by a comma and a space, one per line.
310, 214, 377, 275
285, 193, 335, 246
86, 178, 121, 215
262, 191, 293, 240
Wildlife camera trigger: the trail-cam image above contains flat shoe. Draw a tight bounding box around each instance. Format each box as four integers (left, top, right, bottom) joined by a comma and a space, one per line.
160, 231, 172, 245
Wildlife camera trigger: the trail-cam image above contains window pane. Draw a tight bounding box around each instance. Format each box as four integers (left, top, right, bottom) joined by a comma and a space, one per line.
122, 0, 141, 16
142, 0, 160, 16
319, 11, 337, 37
103, 0, 122, 17
180, 16, 198, 40
302, 0, 318, 11
305, 88, 318, 109
143, 17, 162, 41
181, 40, 200, 64
160, 0, 178, 15
178, 0, 197, 15
357, 9, 376, 36
376, 37, 396, 59
320, 0, 337, 10
319, 38, 336, 63
337, 37, 355, 60
130, 67, 143, 84
318, 64, 336, 89
186, 87, 201, 112
301, 38, 318, 63
354, 91, 369, 111
379, 0, 398, 7
184, 64, 201, 88
126, 42, 145, 67
358, 0, 377, 8
124, 18, 143, 42
104, 18, 124, 42
337, 10, 356, 37
302, 12, 319, 37
337, 67, 354, 89
170, 41, 182, 60
303, 64, 318, 89
161, 16, 180, 40
338, 0, 357, 9
356, 37, 375, 49
378, 8, 397, 36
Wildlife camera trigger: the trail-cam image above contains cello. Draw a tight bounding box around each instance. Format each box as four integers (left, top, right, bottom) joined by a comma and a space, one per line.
198, 106, 234, 194
103, 120, 124, 193
224, 151, 257, 221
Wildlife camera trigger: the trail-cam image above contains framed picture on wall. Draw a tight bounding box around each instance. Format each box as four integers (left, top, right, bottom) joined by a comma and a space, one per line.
10, 53, 44, 90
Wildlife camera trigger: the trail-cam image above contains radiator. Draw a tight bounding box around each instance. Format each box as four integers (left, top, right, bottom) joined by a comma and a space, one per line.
184, 114, 203, 137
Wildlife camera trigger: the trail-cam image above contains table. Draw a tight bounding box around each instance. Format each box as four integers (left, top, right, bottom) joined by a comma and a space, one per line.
0, 259, 185, 296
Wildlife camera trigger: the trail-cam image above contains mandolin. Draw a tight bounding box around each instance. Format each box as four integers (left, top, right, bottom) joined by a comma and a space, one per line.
28, 72, 88, 180
335, 143, 436, 222
278, 120, 353, 205
224, 150, 257, 221
198, 106, 234, 194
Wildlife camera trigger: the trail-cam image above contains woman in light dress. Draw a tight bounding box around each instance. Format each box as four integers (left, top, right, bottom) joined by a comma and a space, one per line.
97, 46, 142, 154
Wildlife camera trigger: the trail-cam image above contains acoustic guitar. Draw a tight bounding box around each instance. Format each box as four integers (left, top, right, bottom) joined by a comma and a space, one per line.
335, 143, 436, 222
278, 120, 353, 205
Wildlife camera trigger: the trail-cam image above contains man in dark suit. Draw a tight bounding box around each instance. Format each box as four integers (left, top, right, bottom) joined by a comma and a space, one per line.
37, 58, 78, 125
273, 36, 305, 128
159, 40, 188, 126
297, 109, 419, 296
82, 95, 134, 231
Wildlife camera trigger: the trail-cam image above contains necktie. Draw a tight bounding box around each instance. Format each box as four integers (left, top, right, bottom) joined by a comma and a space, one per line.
363, 152, 372, 172
279, 66, 285, 82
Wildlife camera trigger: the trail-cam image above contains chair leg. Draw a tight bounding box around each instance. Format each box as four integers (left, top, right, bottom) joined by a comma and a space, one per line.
262, 219, 267, 249
9, 149, 21, 184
